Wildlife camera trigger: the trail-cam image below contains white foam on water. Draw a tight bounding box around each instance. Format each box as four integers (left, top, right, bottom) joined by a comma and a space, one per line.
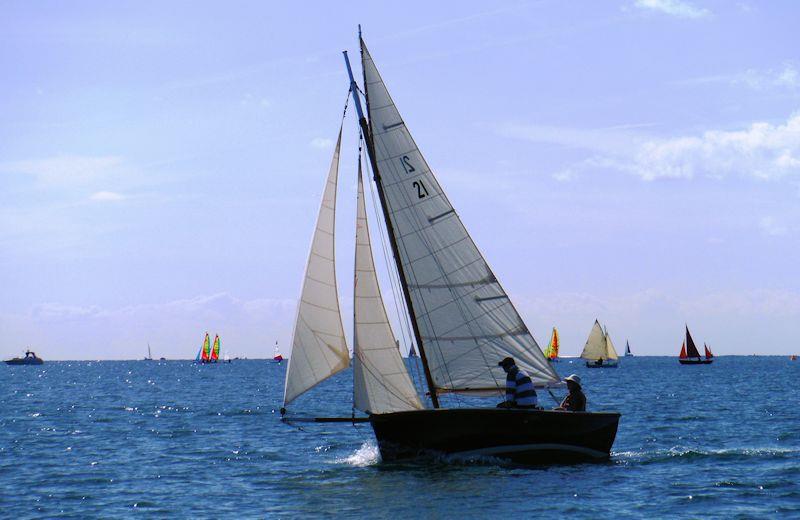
336, 441, 381, 467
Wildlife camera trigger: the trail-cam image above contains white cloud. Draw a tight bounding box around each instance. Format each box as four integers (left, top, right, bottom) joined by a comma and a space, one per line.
759, 216, 788, 236
501, 112, 800, 181
680, 63, 800, 90
89, 191, 126, 202
633, 0, 710, 18
310, 137, 333, 149
0, 155, 124, 187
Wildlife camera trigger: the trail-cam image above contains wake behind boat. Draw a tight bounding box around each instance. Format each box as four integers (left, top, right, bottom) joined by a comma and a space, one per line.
279, 31, 620, 465
5, 350, 44, 365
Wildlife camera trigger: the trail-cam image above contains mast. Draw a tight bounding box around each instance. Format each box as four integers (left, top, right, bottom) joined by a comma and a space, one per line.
343, 44, 440, 408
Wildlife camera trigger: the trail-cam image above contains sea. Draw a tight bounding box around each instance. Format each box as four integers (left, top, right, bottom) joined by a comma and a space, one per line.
1, 356, 798, 518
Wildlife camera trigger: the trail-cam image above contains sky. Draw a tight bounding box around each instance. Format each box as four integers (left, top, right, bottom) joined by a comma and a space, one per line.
1, 0, 799, 360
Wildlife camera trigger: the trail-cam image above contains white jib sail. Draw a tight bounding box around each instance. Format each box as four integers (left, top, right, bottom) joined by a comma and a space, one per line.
361, 39, 559, 393
283, 128, 350, 406
604, 330, 619, 361
353, 165, 424, 414
581, 320, 607, 361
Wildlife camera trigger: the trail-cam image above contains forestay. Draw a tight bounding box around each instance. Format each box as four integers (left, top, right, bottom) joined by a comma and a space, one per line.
581, 320, 607, 361
360, 39, 559, 393
283, 128, 350, 406
353, 164, 424, 414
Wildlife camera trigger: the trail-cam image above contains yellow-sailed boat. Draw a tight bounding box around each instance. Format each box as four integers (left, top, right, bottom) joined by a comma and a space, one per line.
543, 327, 560, 362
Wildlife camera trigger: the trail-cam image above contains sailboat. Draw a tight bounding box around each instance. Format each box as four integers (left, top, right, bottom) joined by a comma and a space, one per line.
210, 334, 221, 363
581, 320, 619, 368
678, 326, 713, 364
272, 341, 283, 363
624, 340, 633, 357
279, 31, 620, 464
543, 327, 560, 362
195, 332, 211, 364
144, 343, 153, 361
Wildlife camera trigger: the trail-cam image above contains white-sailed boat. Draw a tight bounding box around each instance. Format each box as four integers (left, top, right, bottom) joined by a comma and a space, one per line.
581, 320, 619, 368
279, 29, 620, 464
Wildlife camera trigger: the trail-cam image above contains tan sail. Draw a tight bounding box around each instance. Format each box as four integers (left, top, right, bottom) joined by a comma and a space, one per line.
283, 128, 350, 406
580, 320, 607, 361
353, 165, 424, 414
604, 328, 619, 361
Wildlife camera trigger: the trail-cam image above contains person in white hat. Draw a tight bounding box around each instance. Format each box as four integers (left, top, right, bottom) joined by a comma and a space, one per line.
557, 374, 586, 412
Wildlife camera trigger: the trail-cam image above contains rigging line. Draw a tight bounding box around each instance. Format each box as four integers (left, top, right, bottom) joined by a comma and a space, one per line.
364, 147, 426, 404
362, 138, 411, 351
361, 137, 425, 400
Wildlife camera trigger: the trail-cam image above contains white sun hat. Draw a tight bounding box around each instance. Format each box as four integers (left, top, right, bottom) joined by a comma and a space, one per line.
564, 374, 582, 387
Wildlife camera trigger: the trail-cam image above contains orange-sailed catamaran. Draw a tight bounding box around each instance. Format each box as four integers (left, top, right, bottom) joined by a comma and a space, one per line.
543, 327, 560, 362
195, 332, 211, 364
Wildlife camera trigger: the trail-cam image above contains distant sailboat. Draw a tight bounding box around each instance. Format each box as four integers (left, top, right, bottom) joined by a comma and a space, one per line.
273, 341, 283, 363
678, 326, 712, 365
543, 327, 560, 362
4, 350, 44, 365
408, 343, 417, 359
210, 335, 221, 363
624, 340, 633, 357
195, 332, 211, 364
581, 320, 619, 368
144, 343, 153, 361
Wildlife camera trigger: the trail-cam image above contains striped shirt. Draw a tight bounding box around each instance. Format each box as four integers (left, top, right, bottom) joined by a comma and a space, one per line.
505, 366, 538, 407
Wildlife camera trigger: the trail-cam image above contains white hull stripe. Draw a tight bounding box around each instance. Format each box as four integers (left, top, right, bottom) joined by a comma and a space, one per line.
454, 443, 607, 459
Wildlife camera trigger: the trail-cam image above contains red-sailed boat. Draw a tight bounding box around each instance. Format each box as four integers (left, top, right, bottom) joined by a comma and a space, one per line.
679, 326, 713, 364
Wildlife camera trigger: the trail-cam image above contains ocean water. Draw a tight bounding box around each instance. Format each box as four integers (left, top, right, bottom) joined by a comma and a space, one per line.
1, 357, 798, 518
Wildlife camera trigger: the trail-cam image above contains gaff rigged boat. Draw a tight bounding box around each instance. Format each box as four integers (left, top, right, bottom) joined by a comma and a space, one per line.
679, 327, 713, 364
581, 321, 619, 368
279, 31, 620, 465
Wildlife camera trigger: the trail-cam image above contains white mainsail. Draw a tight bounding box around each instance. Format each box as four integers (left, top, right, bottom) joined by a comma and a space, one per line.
283, 128, 350, 406
360, 40, 559, 393
353, 164, 424, 413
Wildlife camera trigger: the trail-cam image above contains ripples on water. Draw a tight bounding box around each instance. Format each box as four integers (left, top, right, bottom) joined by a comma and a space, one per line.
1, 357, 798, 517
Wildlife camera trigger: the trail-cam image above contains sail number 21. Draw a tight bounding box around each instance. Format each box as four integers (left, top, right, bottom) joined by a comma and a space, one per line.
400, 155, 429, 199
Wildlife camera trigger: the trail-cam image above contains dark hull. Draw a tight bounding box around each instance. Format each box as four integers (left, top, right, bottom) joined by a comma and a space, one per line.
586, 362, 618, 368
679, 358, 713, 365
370, 408, 620, 465
4, 358, 43, 365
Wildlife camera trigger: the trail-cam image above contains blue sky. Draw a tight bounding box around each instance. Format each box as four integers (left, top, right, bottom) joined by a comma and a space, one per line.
1, 0, 799, 359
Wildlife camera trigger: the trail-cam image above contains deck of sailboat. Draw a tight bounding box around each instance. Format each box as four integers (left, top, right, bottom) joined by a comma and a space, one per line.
369, 408, 621, 464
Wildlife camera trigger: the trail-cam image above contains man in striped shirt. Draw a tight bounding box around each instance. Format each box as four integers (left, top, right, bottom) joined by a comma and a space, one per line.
496, 357, 538, 409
